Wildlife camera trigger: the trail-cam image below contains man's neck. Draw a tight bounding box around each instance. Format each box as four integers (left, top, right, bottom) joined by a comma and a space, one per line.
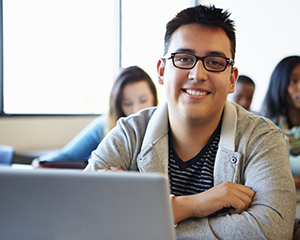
169, 115, 222, 162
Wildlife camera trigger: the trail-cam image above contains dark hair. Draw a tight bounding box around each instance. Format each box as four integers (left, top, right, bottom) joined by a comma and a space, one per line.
237, 75, 255, 86
106, 66, 158, 132
164, 4, 236, 60
262, 56, 300, 120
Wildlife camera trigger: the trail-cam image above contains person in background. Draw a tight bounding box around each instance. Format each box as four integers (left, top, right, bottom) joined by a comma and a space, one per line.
84, 4, 295, 239
31, 66, 158, 166
261, 55, 300, 176
231, 75, 255, 111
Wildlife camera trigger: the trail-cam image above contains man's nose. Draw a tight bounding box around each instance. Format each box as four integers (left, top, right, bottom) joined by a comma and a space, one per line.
188, 60, 208, 82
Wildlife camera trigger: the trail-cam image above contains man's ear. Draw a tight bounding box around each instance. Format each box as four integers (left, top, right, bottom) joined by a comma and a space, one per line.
228, 67, 238, 94
157, 58, 165, 85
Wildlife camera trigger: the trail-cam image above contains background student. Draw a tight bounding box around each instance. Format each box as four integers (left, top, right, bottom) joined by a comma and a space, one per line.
32, 65, 158, 166
84, 4, 295, 239
261, 55, 300, 176
231, 75, 255, 112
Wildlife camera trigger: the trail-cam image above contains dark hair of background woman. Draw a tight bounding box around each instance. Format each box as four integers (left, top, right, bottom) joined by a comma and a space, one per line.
262, 55, 300, 121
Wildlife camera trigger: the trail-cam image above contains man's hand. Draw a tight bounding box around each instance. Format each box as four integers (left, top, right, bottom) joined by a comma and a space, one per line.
172, 181, 255, 224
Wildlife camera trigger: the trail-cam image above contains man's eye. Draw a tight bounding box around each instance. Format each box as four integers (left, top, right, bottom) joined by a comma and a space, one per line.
207, 60, 223, 66
182, 57, 193, 62
176, 57, 193, 62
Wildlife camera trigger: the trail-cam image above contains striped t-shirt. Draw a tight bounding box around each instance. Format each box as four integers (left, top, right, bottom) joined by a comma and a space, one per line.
168, 121, 221, 196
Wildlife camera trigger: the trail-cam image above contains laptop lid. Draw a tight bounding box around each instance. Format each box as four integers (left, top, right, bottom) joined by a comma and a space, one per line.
0, 168, 176, 240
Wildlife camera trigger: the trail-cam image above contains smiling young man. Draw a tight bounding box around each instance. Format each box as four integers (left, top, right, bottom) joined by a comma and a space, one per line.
85, 5, 296, 239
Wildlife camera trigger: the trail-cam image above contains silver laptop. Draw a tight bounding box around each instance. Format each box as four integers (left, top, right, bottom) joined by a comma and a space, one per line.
0, 168, 176, 240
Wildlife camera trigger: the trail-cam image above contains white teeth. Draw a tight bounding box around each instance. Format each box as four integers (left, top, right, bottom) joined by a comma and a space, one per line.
186, 89, 207, 96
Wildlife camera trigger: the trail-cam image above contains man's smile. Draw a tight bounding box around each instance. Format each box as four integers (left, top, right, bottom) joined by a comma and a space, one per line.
184, 89, 210, 96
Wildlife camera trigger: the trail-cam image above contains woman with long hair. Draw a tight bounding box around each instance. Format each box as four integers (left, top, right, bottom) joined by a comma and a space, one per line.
262, 55, 300, 176
32, 66, 158, 165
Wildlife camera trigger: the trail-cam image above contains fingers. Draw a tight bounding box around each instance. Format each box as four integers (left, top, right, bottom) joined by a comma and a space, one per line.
234, 183, 255, 198
192, 182, 255, 217
219, 182, 255, 214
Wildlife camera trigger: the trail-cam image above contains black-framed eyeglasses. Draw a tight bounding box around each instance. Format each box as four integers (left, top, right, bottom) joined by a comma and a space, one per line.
165, 52, 234, 72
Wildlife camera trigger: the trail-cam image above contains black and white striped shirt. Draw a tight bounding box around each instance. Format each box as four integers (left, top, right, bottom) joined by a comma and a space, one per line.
168, 122, 221, 196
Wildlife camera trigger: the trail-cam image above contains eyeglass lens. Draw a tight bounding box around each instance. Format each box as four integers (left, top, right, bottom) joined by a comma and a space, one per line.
172, 53, 228, 71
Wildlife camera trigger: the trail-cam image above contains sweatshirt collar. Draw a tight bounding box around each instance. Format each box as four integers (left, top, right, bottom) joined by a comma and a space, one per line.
141, 100, 237, 152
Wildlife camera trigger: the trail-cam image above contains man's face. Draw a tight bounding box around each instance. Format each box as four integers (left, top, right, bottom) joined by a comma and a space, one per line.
157, 23, 238, 124
232, 82, 255, 110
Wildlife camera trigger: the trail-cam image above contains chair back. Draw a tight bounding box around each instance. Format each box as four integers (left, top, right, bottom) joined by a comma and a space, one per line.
0, 145, 14, 165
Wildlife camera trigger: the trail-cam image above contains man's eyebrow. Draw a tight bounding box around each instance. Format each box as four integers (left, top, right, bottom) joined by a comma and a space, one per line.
174, 48, 195, 54
174, 49, 229, 58
207, 51, 227, 57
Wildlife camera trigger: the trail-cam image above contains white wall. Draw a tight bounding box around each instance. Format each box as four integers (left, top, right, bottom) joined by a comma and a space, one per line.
0, 115, 97, 154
